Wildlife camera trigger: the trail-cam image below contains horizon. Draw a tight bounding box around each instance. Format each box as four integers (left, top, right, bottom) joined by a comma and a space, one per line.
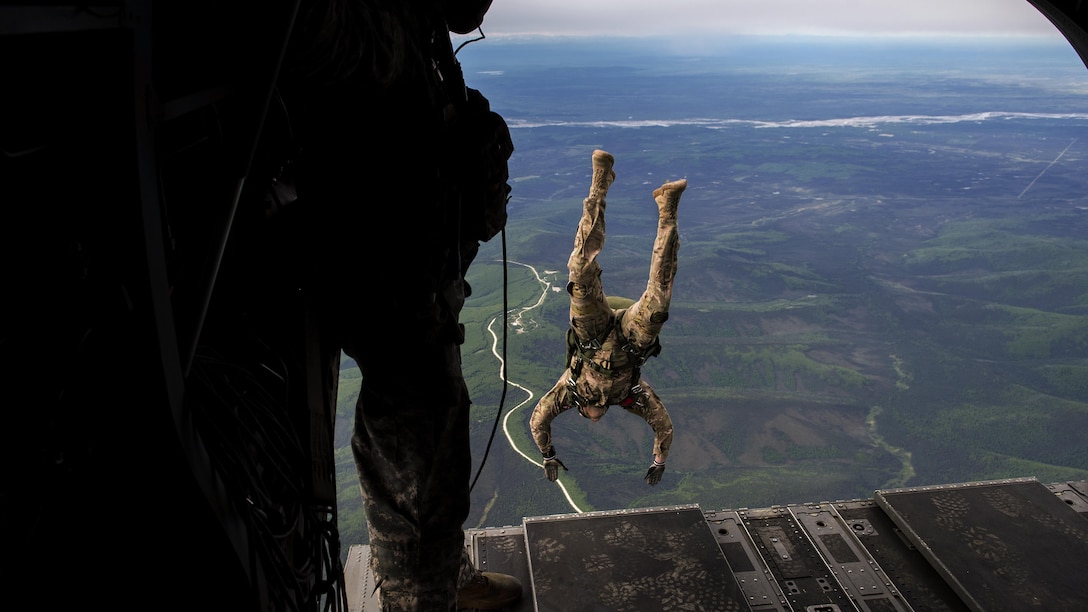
452, 34, 1088, 132
476, 0, 1060, 38
453, 30, 1086, 60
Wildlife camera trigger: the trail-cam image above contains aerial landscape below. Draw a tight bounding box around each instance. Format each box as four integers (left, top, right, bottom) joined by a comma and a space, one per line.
333, 35, 1088, 545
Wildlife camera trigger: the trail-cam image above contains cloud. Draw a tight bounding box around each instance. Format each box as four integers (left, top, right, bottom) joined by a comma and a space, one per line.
478, 0, 1061, 39
503, 112, 1088, 130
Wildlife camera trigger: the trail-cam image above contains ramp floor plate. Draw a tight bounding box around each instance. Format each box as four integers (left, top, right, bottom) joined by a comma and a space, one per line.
874, 477, 1088, 612
522, 504, 749, 611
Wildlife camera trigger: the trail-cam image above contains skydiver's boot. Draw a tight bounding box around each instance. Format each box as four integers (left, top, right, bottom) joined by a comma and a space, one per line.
653, 178, 686, 221
571, 149, 615, 266
634, 178, 687, 338
589, 149, 616, 201
456, 571, 523, 610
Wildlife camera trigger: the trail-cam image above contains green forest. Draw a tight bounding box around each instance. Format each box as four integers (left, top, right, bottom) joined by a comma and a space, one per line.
331, 178, 1088, 549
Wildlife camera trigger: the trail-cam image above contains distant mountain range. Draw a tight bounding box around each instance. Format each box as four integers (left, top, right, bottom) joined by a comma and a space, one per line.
334, 35, 1088, 549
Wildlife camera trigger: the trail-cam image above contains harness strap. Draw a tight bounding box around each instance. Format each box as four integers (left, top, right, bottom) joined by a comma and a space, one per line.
566, 308, 661, 406
577, 317, 614, 358
575, 354, 622, 377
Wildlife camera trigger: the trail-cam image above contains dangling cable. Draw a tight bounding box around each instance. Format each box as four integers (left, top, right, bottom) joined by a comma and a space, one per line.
469, 226, 509, 493
454, 27, 486, 55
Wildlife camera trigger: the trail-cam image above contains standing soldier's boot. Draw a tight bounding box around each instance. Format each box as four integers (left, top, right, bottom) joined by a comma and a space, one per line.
456, 571, 523, 610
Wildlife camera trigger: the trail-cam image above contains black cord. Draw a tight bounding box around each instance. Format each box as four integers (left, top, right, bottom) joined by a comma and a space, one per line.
469, 227, 509, 493
454, 27, 486, 55
189, 340, 347, 611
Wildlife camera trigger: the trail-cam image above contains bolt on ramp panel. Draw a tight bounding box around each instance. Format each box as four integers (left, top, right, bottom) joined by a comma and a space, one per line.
737, 506, 856, 612
523, 504, 750, 611
874, 477, 1088, 612
787, 502, 913, 611
704, 509, 790, 611
344, 545, 381, 612
1046, 480, 1088, 516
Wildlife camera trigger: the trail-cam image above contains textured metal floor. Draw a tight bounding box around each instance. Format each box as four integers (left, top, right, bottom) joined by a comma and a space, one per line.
345, 477, 1088, 611
521, 505, 746, 611
874, 478, 1088, 611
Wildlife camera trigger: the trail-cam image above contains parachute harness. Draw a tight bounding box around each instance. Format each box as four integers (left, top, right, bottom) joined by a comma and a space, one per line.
564, 308, 661, 411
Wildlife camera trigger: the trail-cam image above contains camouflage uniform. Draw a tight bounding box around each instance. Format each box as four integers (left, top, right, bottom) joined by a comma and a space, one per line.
530, 150, 683, 471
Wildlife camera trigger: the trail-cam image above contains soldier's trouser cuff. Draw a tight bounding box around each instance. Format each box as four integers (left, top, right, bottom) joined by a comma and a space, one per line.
370, 533, 464, 610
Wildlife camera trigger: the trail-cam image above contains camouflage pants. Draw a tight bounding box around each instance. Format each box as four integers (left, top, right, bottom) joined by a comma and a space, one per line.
567, 162, 679, 360
349, 336, 473, 611
323, 170, 475, 610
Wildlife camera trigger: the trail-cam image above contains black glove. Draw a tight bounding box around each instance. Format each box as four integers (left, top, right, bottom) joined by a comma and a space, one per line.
645, 460, 666, 486
543, 448, 568, 482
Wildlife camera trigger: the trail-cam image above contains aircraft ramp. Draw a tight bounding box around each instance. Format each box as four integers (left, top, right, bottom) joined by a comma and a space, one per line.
344, 477, 1088, 611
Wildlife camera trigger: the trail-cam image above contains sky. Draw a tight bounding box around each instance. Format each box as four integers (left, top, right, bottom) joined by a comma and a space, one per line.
477, 0, 1062, 39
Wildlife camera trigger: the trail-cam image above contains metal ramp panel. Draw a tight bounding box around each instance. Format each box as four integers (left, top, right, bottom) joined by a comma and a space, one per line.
831, 499, 969, 611
874, 477, 1088, 612
521, 504, 749, 611
787, 502, 913, 611
343, 479, 1088, 612
705, 508, 790, 611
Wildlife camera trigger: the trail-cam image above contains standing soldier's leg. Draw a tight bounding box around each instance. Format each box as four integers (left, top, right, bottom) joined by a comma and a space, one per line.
349, 334, 471, 610
568, 150, 617, 340
327, 169, 473, 610
624, 179, 686, 346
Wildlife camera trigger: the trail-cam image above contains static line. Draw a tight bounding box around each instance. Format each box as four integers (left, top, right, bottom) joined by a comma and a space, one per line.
1019, 137, 1077, 198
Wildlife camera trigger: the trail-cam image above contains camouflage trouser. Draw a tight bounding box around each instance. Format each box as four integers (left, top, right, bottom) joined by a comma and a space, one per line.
566, 156, 679, 362
349, 335, 472, 611
312, 255, 473, 610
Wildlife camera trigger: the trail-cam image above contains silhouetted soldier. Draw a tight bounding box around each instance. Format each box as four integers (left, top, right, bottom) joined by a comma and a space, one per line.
283, 1, 520, 609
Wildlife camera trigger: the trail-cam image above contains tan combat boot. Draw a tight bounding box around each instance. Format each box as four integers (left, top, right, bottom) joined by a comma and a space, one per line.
456, 571, 523, 610
654, 178, 686, 219
589, 149, 616, 201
